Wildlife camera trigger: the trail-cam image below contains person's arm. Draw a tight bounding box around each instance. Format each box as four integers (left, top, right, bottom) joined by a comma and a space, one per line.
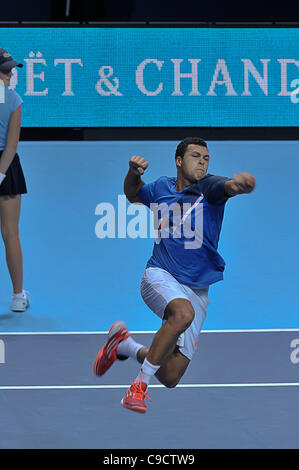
124, 155, 149, 203
0, 105, 21, 182
224, 172, 256, 197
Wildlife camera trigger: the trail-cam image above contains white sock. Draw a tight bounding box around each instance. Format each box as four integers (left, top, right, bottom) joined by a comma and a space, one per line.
13, 290, 26, 299
136, 358, 160, 386
117, 336, 143, 360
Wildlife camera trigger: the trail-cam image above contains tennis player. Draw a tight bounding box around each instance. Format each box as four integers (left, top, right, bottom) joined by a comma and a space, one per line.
0, 48, 29, 312
94, 137, 256, 413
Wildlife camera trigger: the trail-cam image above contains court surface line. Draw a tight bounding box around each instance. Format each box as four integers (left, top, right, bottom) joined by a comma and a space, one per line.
1, 328, 299, 335
0, 382, 299, 390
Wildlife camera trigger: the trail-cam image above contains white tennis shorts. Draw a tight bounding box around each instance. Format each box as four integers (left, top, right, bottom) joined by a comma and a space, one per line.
140, 267, 209, 360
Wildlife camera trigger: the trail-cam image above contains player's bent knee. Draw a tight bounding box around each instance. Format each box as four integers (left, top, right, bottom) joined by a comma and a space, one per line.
173, 307, 195, 332
165, 299, 195, 333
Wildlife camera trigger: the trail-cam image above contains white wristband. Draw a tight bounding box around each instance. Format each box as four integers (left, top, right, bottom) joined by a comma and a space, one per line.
0, 172, 6, 184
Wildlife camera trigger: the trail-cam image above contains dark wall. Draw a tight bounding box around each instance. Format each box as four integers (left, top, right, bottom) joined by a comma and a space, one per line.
0, 1, 51, 21
0, 0, 298, 22
129, 1, 298, 22
53, 0, 299, 22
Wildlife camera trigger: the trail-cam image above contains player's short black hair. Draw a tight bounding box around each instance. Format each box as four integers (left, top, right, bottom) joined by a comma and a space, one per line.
175, 137, 208, 159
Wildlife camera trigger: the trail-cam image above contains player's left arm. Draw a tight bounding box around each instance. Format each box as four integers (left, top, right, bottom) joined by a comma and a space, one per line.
0, 105, 21, 176
224, 172, 256, 197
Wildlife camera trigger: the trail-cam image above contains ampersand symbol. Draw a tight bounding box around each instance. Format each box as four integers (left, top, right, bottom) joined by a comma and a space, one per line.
95, 66, 122, 96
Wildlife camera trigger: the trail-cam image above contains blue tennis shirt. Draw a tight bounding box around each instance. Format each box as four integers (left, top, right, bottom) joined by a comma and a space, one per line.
137, 174, 231, 287
0, 86, 23, 150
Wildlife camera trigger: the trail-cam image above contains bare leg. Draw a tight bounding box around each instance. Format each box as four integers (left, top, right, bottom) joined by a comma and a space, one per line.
136, 298, 195, 387
137, 344, 190, 388
0, 195, 23, 294
146, 298, 194, 365
155, 347, 190, 388
137, 346, 148, 364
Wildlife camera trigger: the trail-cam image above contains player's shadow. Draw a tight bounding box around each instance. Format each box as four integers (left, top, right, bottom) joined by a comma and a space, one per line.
0, 312, 15, 320
0, 308, 59, 331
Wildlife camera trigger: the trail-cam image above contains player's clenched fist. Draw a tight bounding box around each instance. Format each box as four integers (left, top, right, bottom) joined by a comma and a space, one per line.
129, 155, 149, 176
230, 172, 256, 194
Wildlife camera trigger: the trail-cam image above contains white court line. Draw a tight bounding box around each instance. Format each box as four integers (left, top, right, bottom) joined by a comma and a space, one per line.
0, 382, 299, 390
0, 328, 299, 335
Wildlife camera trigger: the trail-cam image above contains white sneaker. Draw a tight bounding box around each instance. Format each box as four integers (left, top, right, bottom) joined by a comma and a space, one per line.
11, 291, 30, 312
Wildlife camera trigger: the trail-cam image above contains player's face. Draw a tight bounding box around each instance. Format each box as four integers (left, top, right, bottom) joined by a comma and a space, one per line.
176, 144, 210, 183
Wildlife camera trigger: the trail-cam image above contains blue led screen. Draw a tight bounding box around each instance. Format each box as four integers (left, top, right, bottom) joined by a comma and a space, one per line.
1, 27, 299, 126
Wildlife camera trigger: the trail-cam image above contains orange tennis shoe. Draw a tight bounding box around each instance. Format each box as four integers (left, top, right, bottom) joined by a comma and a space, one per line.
93, 320, 131, 376
121, 376, 152, 414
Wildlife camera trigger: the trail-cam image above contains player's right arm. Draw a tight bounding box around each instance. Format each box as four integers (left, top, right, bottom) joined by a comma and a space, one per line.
123, 155, 149, 203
